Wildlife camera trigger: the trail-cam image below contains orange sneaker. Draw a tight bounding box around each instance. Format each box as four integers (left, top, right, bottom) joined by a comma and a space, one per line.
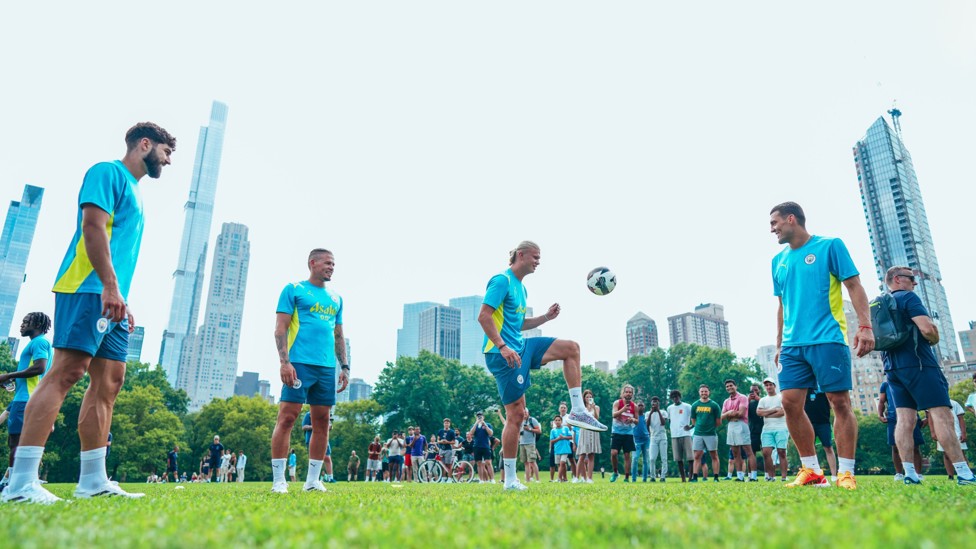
785, 467, 829, 488
836, 471, 857, 490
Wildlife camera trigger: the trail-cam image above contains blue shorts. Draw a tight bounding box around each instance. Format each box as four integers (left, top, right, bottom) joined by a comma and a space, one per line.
778, 343, 851, 393
53, 293, 129, 361
885, 366, 951, 412
760, 429, 790, 450
886, 417, 925, 447
485, 337, 556, 405
7, 401, 27, 435
812, 423, 833, 448
280, 363, 336, 406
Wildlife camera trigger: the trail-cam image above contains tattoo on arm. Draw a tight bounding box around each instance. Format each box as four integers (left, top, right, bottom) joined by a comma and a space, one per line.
275, 334, 289, 362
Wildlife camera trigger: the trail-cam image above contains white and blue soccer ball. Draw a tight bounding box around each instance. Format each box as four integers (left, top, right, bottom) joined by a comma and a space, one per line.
586, 267, 616, 296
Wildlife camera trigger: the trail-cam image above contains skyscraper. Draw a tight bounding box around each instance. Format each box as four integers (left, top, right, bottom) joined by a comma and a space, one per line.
449, 295, 487, 367
667, 303, 731, 350
177, 222, 250, 411
960, 322, 976, 363
348, 378, 373, 401
419, 305, 461, 361
854, 110, 959, 363
160, 101, 229, 384
125, 326, 145, 363
626, 312, 659, 358
396, 301, 440, 358
754, 345, 778, 384
0, 185, 43, 338
234, 371, 260, 397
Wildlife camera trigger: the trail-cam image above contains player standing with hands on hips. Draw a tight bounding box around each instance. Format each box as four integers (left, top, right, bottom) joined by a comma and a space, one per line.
3, 123, 176, 504
478, 241, 607, 492
269, 249, 349, 494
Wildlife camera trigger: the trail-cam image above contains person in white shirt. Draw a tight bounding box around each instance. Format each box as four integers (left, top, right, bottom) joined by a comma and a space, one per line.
666, 390, 693, 482
934, 400, 970, 480
757, 377, 790, 481
236, 451, 247, 482
646, 396, 669, 481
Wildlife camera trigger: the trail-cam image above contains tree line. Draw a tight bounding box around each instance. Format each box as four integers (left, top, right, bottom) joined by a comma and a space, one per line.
1, 343, 973, 480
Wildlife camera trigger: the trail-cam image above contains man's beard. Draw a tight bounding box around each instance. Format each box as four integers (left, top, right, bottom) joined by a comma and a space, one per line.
144, 149, 163, 178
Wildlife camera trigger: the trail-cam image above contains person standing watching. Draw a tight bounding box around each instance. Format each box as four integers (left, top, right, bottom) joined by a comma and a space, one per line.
347, 451, 360, 482
630, 402, 651, 482
366, 436, 383, 482
722, 379, 757, 482
803, 390, 838, 482
470, 412, 494, 483
385, 431, 405, 482
436, 419, 458, 479
518, 409, 542, 483
576, 390, 602, 484
610, 384, 638, 482
647, 396, 669, 482
757, 378, 790, 481
166, 446, 179, 484
689, 385, 722, 482
878, 266, 975, 486
667, 390, 693, 482
409, 427, 427, 482
3, 123, 176, 504
236, 451, 247, 482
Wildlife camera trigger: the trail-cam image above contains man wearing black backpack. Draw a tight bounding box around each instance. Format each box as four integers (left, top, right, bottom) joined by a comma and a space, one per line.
879, 266, 975, 486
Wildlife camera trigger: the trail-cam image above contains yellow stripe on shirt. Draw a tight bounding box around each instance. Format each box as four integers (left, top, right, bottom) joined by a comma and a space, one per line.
828, 274, 849, 345
52, 212, 114, 293
483, 306, 505, 352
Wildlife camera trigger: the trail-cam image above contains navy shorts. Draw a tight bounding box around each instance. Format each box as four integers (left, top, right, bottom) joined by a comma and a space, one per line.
473, 447, 493, 462
485, 337, 556, 405
812, 423, 833, 448
280, 362, 337, 406
778, 343, 851, 393
6, 401, 27, 435
886, 417, 925, 447
885, 366, 951, 412
53, 293, 129, 361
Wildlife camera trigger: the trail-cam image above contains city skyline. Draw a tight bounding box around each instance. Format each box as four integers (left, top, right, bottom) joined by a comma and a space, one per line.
159, 101, 229, 386
0, 185, 43, 339
2, 3, 974, 393
854, 111, 959, 363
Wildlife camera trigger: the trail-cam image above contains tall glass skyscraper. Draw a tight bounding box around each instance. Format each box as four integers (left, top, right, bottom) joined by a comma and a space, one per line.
126, 326, 145, 363
160, 101, 229, 384
177, 223, 250, 411
0, 185, 43, 338
396, 301, 440, 358
853, 111, 959, 363
419, 305, 461, 361
626, 312, 659, 358
449, 295, 487, 367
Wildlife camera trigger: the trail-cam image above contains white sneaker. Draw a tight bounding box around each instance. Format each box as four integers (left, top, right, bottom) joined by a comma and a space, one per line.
504, 481, 528, 491
271, 481, 288, 494
564, 410, 608, 432
490, 480, 496, 484
585, 478, 594, 484
303, 480, 327, 492
74, 483, 145, 499
1, 481, 62, 504
893, 473, 905, 482
571, 477, 579, 484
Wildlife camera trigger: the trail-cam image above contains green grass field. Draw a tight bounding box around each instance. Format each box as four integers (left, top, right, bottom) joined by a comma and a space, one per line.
2, 477, 973, 548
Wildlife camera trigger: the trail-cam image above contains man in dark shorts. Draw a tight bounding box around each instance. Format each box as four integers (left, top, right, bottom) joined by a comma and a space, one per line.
803, 390, 837, 481
610, 384, 638, 482
436, 419, 457, 476
879, 266, 975, 485
478, 241, 606, 492
166, 445, 179, 483
209, 436, 224, 482
879, 381, 924, 482
748, 384, 764, 471
470, 412, 494, 483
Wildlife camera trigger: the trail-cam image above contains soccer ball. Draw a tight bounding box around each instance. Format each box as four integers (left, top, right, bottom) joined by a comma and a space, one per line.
586, 267, 616, 296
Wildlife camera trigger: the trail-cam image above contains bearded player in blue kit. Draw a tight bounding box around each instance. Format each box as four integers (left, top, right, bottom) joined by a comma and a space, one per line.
479, 241, 607, 492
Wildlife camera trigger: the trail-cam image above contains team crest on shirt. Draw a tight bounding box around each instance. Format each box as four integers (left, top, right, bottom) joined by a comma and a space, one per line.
804, 254, 816, 265
517, 375, 524, 384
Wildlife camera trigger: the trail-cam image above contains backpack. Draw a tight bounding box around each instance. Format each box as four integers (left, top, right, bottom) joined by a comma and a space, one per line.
869, 292, 914, 351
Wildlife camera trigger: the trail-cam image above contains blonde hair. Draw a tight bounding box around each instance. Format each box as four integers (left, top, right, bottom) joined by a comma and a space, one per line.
508, 241, 540, 265
619, 384, 635, 398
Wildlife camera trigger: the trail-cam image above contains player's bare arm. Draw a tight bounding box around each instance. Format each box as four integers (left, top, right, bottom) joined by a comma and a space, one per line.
0, 358, 46, 384
843, 275, 875, 357
522, 303, 560, 331
910, 315, 940, 345
335, 324, 349, 392
81, 205, 125, 322
274, 312, 296, 386
774, 297, 784, 365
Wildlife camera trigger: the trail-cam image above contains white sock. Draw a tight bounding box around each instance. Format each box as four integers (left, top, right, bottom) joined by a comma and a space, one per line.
8, 445, 43, 493
77, 447, 109, 490
953, 462, 974, 479
306, 460, 323, 485
750, 470, 757, 480
799, 455, 823, 475
504, 458, 517, 486
2, 467, 10, 482
737, 471, 744, 480
837, 458, 855, 475
569, 387, 584, 412
272, 458, 286, 483
902, 462, 918, 480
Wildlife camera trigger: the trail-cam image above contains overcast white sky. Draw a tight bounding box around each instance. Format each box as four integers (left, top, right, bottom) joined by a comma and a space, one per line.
2, 1, 974, 394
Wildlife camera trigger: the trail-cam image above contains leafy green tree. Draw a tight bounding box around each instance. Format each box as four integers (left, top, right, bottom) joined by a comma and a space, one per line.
108, 385, 185, 481
185, 396, 279, 481
330, 399, 384, 480
676, 345, 762, 397
122, 361, 189, 416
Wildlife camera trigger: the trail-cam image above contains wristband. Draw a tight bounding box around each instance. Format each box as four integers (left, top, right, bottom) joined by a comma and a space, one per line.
497, 343, 507, 350
341, 364, 350, 371
858, 325, 872, 331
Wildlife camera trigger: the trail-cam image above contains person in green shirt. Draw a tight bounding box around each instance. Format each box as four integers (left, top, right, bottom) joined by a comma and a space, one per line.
689, 385, 722, 482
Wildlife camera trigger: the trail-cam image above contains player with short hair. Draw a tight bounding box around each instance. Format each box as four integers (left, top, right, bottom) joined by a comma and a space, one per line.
3, 123, 175, 504
769, 201, 874, 490
667, 390, 694, 482
478, 241, 607, 492
0, 313, 52, 493
757, 378, 790, 481
722, 379, 757, 481
689, 385, 722, 483
366, 436, 383, 482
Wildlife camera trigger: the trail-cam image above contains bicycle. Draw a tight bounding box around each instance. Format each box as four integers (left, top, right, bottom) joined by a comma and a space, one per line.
416, 447, 476, 483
